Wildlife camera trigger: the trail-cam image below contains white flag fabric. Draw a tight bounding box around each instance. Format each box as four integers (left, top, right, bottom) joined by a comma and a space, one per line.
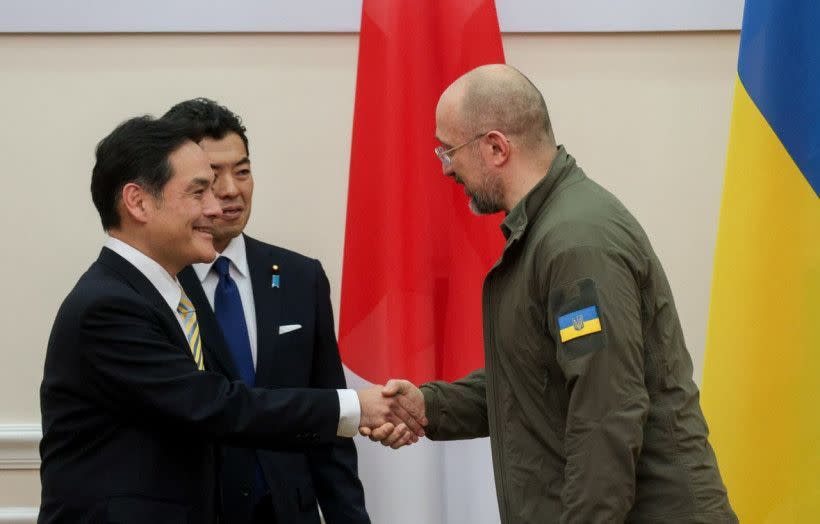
345, 368, 500, 524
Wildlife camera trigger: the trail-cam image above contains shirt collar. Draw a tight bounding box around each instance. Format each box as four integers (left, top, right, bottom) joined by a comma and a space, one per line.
192, 234, 249, 282
104, 235, 182, 312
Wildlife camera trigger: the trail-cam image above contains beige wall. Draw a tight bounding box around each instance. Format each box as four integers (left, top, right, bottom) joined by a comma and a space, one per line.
0, 31, 739, 509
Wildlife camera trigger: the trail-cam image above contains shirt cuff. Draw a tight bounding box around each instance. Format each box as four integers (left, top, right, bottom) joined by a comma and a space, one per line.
336, 389, 361, 437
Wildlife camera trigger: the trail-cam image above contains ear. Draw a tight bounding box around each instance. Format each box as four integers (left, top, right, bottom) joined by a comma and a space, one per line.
120, 182, 153, 225
483, 130, 511, 167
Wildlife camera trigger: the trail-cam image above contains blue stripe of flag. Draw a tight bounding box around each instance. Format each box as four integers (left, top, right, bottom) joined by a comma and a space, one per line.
558, 305, 599, 331
737, 0, 819, 196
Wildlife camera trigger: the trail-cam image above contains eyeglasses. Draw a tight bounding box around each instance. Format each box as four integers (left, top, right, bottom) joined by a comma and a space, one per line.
434, 132, 488, 168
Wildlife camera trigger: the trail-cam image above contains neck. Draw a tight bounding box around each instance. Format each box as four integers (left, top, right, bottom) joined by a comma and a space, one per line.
108, 229, 181, 276
502, 144, 558, 212
213, 237, 229, 254
213, 233, 240, 254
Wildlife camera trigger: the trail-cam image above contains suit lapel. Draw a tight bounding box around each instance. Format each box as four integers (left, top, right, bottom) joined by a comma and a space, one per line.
178, 266, 241, 379
245, 235, 282, 386
97, 248, 193, 363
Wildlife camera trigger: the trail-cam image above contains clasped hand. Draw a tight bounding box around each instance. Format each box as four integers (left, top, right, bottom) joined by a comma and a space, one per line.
356, 379, 425, 449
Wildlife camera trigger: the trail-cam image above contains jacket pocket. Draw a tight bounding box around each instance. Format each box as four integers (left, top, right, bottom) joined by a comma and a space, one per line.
106, 494, 189, 524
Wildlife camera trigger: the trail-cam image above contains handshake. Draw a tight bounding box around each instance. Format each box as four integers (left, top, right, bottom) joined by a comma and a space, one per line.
356, 380, 426, 449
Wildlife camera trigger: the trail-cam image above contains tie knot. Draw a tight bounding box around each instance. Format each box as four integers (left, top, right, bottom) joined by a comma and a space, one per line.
214, 256, 232, 278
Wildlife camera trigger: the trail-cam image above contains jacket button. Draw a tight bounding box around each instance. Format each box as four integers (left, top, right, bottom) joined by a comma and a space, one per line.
241, 490, 250, 497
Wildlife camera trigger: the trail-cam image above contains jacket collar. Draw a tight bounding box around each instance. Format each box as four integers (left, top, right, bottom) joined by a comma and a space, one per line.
243, 235, 282, 386
103, 235, 182, 311
97, 247, 191, 354
500, 145, 577, 242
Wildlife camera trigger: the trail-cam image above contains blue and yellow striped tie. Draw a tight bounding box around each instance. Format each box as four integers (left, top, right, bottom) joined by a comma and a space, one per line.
177, 294, 204, 371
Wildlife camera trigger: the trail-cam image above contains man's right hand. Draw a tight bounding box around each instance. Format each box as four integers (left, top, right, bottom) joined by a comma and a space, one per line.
358, 379, 427, 449
356, 379, 427, 444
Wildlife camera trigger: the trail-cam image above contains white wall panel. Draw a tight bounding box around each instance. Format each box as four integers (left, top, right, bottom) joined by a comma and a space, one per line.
0, 0, 743, 33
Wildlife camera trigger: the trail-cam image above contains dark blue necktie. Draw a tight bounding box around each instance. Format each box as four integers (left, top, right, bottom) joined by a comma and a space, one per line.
213, 256, 255, 386
213, 256, 268, 500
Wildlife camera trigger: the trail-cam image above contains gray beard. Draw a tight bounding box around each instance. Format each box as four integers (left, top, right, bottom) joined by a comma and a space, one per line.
469, 195, 502, 215
467, 171, 504, 215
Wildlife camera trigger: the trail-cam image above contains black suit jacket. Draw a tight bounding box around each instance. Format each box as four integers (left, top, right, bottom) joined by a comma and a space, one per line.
39, 247, 341, 524
179, 235, 369, 524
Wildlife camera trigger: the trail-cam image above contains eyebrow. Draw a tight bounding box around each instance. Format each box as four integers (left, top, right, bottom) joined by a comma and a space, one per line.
186, 177, 212, 191
209, 157, 251, 170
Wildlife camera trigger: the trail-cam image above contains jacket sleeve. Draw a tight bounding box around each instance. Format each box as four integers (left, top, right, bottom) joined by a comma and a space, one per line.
305, 261, 371, 523
420, 369, 489, 440
79, 292, 340, 449
543, 244, 649, 523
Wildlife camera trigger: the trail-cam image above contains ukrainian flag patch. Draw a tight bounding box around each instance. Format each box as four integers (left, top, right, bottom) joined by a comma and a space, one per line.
558, 306, 602, 343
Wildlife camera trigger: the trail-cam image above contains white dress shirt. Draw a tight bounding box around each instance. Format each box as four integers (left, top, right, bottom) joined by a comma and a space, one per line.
190, 235, 361, 437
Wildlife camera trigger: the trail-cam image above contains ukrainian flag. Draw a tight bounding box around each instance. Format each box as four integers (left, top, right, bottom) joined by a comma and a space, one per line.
557, 306, 601, 343
702, 1, 819, 522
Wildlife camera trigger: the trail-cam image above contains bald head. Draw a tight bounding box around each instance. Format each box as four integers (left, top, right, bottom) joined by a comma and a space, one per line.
439, 64, 554, 149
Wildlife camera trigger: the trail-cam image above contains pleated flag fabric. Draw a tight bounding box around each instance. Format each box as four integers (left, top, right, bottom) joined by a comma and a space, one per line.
702, 1, 820, 521
338, 1, 506, 522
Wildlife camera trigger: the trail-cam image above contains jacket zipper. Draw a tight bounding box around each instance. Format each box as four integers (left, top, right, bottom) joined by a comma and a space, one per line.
485, 272, 511, 523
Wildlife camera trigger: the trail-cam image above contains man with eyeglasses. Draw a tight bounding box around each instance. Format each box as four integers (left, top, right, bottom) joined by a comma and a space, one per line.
365, 64, 736, 523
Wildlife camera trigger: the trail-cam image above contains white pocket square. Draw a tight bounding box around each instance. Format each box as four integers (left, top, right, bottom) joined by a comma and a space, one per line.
278, 324, 302, 335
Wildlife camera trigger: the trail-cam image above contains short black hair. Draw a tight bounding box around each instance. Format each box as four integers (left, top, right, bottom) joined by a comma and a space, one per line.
162, 98, 249, 155
90, 115, 201, 230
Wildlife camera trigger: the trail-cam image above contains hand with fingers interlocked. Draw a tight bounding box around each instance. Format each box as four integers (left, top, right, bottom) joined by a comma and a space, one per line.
358, 379, 426, 449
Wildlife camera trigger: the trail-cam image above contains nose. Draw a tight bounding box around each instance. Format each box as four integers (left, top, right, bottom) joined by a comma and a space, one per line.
213, 172, 239, 198
203, 187, 223, 219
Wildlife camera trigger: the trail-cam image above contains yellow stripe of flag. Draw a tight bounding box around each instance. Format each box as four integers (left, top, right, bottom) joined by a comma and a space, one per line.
702, 77, 820, 521
559, 318, 602, 343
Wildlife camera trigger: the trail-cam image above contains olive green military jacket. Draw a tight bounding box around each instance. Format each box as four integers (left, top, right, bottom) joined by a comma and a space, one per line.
420, 147, 736, 524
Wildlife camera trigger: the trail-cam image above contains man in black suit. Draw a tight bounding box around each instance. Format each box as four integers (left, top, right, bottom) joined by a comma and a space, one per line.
164, 99, 370, 524
39, 116, 425, 524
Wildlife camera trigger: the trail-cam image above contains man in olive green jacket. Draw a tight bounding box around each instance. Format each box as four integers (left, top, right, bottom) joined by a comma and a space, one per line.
368, 64, 737, 523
